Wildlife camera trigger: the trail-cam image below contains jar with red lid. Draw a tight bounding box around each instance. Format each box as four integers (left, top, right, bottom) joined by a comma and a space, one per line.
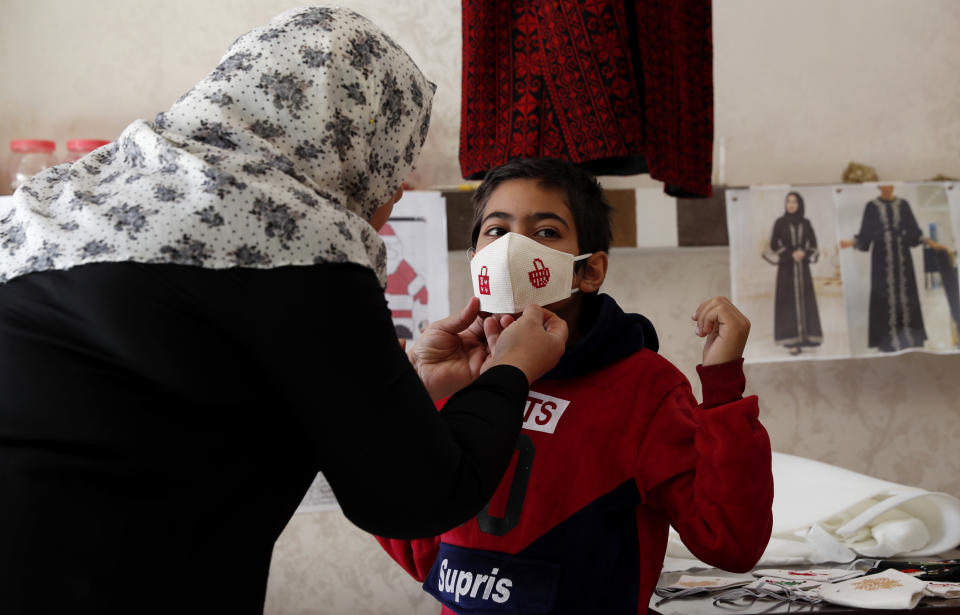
64, 139, 112, 163
8, 139, 57, 192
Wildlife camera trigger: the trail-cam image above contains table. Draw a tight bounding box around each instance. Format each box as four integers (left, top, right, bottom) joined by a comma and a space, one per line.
651, 553, 960, 615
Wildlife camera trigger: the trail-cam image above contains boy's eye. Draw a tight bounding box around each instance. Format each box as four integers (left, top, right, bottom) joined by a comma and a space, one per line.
534, 228, 560, 238
484, 226, 506, 237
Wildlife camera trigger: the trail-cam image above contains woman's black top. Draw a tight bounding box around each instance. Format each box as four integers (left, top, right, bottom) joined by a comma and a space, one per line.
0, 262, 528, 613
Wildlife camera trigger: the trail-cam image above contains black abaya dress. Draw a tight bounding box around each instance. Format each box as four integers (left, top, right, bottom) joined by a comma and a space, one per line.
854, 197, 927, 351
765, 216, 823, 349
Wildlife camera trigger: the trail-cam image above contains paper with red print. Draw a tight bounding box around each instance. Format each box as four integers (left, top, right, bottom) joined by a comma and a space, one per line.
753, 568, 865, 583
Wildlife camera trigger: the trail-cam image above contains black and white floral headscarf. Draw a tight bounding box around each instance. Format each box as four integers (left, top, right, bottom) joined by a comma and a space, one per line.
0, 6, 434, 286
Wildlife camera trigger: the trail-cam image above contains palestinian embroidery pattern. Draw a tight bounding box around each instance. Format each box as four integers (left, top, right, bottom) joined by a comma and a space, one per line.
853, 577, 903, 592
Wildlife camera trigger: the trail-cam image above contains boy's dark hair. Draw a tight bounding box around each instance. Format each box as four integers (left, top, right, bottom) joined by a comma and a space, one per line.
470, 158, 613, 254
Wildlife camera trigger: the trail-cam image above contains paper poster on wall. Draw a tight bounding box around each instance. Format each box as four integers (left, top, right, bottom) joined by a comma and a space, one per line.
380, 190, 450, 342
728, 182, 960, 363
836, 182, 959, 356
727, 186, 849, 363
297, 191, 450, 514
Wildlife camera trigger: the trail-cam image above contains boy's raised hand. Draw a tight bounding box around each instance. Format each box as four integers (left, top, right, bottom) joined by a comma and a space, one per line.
693, 297, 751, 366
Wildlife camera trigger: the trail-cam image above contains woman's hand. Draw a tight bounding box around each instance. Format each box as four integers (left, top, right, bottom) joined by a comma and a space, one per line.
408, 297, 492, 401
408, 299, 569, 398
693, 297, 751, 366
484, 304, 568, 384
792, 249, 805, 262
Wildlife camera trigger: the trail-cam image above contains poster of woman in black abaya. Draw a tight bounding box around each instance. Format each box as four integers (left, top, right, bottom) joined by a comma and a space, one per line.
727, 186, 848, 362
944, 182, 960, 347
763, 192, 823, 355
837, 183, 959, 355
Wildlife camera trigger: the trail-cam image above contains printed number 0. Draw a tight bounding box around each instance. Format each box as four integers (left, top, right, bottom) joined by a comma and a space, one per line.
477, 433, 535, 536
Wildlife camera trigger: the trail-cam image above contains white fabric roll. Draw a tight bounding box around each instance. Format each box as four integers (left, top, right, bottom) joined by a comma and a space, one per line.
666, 452, 960, 568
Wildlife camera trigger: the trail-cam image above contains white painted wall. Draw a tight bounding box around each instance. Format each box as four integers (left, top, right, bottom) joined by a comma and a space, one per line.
713, 0, 960, 186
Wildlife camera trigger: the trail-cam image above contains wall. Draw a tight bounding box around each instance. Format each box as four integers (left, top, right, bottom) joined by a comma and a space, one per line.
0, 0, 462, 191
713, 0, 960, 186
2, 0, 960, 191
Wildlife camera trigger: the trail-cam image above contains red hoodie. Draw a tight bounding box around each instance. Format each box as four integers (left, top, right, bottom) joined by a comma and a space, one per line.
377, 295, 773, 614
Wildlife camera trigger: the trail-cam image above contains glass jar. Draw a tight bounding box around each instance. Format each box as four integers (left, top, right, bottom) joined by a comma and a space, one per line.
9, 139, 57, 192
64, 139, 112, 163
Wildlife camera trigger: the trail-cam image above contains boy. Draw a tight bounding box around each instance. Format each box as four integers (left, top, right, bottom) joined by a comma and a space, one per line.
377, 158, 773, 614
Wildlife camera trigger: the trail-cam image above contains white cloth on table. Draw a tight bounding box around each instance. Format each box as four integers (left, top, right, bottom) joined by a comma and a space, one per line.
665, 452, 960, 569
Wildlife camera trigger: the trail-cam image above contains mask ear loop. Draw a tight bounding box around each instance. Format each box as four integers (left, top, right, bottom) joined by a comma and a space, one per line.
570, 252, 594, 294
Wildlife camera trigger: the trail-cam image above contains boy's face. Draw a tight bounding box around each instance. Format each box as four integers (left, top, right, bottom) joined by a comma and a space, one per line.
473, 178, 582, 317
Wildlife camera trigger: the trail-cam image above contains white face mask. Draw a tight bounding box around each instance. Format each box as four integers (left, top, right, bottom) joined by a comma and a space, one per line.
470, 232, 591, 313
819, 569, 927, 610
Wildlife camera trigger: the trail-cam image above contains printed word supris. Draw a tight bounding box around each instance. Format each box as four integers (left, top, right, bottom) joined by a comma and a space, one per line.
438, 559, 512, 604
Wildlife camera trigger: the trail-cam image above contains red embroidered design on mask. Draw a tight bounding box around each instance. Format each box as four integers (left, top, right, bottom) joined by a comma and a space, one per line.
528, 258, 550, 288
478, 265, 491, 295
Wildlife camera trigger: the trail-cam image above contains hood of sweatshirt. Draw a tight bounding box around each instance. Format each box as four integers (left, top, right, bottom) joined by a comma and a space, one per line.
541, 292, 658, 380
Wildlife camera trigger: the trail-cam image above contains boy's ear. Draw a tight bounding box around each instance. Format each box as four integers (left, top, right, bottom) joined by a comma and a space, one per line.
577, 251, 608, 293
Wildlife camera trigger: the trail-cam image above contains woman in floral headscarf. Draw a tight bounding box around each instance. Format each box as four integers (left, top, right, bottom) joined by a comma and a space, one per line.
0, 7, 566, 611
